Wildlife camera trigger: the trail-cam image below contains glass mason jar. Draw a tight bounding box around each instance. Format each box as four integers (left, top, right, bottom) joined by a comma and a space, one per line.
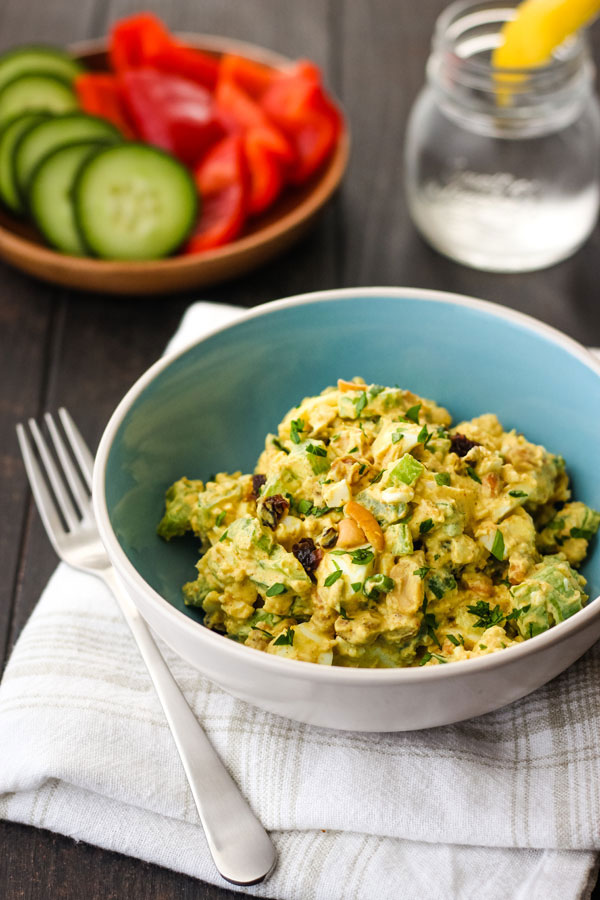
404, 0, 600, 272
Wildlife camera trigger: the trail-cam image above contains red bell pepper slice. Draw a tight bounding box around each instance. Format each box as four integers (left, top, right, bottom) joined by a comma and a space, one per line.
109, 12, 171, 72
244, 127, 285, 215
120, 68, 225, 166
144, 43, 219, 90
186, 134, 249, 252
218, 54, 276, 99
261, 68, 342, 183
75, 73, 136, 138
215, 77, 295, 165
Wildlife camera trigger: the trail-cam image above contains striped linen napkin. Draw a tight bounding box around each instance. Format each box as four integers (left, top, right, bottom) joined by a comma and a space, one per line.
1, 303, 599, 900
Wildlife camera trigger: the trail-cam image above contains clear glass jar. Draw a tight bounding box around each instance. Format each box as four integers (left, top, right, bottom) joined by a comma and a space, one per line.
404, 0, 600, 272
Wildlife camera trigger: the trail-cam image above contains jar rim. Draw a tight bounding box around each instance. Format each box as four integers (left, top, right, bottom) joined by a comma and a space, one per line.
432, 0, 587, 84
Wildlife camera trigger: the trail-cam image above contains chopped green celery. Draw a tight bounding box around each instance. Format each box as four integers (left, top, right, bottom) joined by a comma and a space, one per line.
385, 522, 413, 555
540, 502, 600, 548
157, 477, 204, 540
354, 488, 406, 526
511, 555, 587, 638
389, 454, 424, 486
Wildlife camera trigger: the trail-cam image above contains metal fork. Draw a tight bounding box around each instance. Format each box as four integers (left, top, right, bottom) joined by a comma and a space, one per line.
16, 410, 276, 887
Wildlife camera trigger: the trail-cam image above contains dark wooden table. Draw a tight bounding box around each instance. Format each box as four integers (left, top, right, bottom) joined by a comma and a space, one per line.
2, 0, 600, 897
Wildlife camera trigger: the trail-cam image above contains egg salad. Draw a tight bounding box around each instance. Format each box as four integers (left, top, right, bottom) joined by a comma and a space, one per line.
158, 379, 599, 668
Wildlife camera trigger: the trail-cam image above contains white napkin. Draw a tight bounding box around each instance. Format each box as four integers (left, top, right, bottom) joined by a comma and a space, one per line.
1, 302, 599, 900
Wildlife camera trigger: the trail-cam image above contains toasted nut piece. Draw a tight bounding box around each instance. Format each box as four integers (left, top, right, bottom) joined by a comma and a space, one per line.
337, 378, 365, 392
337, 517, 367, 548
345, 500, 385, 552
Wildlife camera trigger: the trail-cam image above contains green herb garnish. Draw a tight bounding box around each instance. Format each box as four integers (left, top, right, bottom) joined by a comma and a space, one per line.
570, 526, 595, 540
419, 518, 434, 534
404, 404, 421, 423
324, 569, 343, 587
466, 600, 503, 629
490, 529, 505, 561
219, 530, 228, 542
273, 627, 294, 646
306, 443, 327, 457
272, 437, 290, 454
349, 547, 375, 565
215, 510, 226, 526
446, 633, 460, 646
297, 499, 313, 516
419, 652, 432, 666
413, 566, 430, 579
391, 430, 404, 444
370, 470, 384, 485
339, 605, 351, 620
353, 392, 367, 416
290, 418, 305, 444
266, 583, 287, 597
508, 489, 528, 498
435, 472, 451, 486
466, 466, 481, 484
351, 582, 362, 593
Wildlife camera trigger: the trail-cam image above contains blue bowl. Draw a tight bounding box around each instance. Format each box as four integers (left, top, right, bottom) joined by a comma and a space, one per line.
93, 288, 600, 730
102, 287, 600, 621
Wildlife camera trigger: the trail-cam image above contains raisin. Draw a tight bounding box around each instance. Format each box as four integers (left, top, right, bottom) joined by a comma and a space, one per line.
292, 537, 323, 581
252, 474, 267, 497
320, 527, 338, 549
450, 433, 480, 457
260, 493, 289, 529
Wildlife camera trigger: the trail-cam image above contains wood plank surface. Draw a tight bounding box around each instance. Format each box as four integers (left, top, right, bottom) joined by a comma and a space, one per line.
1, 0, 599, 896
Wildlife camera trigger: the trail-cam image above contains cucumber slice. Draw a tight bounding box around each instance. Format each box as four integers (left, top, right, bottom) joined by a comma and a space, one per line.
0, 73, 77, 127
0, 112, 49, 213
15, 113, 121, 200
29, 141, 102, 256
0, 45, 84, 92
73, 144, 198, 260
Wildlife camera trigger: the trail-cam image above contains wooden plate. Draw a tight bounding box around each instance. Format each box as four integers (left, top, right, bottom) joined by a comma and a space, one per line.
0, 35, 349, 295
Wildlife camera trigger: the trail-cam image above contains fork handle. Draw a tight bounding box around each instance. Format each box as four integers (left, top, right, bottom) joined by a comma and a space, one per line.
100, 566, 277, 886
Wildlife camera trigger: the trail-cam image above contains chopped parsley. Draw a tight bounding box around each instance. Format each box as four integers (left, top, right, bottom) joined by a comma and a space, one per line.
253, 627, 273, 640
466, 600, 504, 629
272, 437, 290, 454
349, 446, 359, 453
570, 526, 595, 540
370, 470, 384, 484
266, 583, 287, 597
446, 633, 463, 647
349, 547, 375, 565
358, 463, 367, 475
339, 605, 351, 620
417, 424, 432, 446
215, 510, 226, 526
466, 465, 481, 483
413, 566, 430, 579
479, 644, 487, 650
306, 443, 327, 457
391, 430, 404, 444
324, 563, 343, 587
353, 392, 367, 416
351, 582, 362, 593
219, 530, 228, 542
435, 472, 451, 486
508, 489, 528, 498
404, 404, 421, 424
419, 518, 434, 534
505, 604, 531, 622
273, 627, 294, 646
490, 529, 505, 561
419, 652, 432, 666
290, 418, 305, 444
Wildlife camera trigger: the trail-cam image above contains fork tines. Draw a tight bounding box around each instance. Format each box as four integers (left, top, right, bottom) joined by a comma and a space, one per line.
16, 410, 94, 545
